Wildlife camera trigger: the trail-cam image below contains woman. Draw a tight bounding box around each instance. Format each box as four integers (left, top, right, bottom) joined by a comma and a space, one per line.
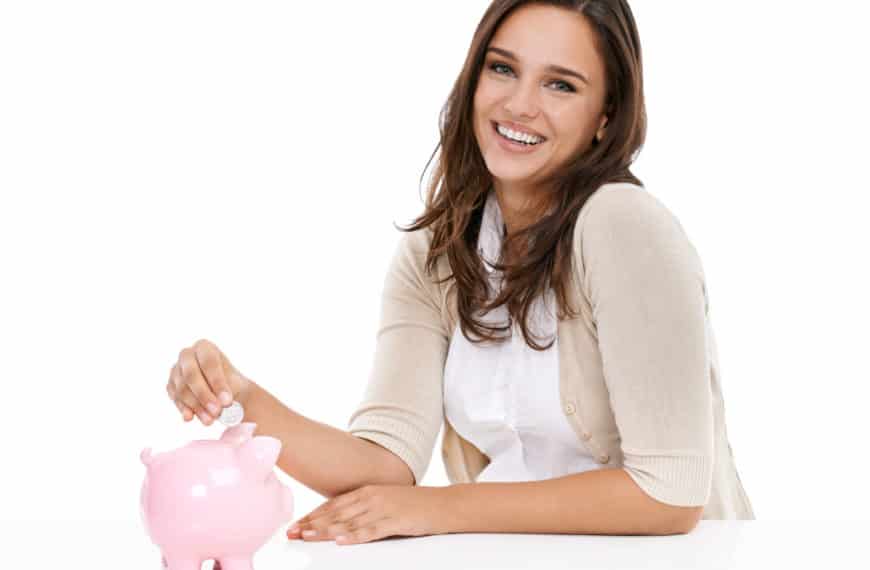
166, 0, 755, 545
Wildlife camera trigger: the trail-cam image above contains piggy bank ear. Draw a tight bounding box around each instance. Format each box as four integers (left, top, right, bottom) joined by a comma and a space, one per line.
220, 422, 258, 446
237, 436, 282, 479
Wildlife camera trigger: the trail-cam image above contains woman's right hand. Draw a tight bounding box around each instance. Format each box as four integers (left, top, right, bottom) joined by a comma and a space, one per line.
167, 338, 250, 425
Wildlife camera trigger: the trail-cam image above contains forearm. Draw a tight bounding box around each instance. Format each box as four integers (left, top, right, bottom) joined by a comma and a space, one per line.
442, 467, 696, 536
236, 378, 414, 498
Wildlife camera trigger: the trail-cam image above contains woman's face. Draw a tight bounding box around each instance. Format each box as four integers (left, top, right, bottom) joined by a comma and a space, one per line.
473, 4, 609, 192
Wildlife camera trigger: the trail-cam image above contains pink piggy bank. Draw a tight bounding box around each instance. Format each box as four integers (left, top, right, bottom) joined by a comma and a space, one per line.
139, 422, 294, 570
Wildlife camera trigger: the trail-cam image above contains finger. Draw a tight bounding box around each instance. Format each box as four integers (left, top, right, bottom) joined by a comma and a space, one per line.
167, 381, 193, 421
292, 501, 370, 541
308, 499, 369, 528
318, 508, 386, 543
178, 347, 221, 418
301, 519, 356, 542
180, 385, 215, 425
322, 504, 376, 540
193, 339, 234, 407
176, 378, 214, 426
292, 489, 364, 528
336, 516, 392, 545
168, 366, 194, 422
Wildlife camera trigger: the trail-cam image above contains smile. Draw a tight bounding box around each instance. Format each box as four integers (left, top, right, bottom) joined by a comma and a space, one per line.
491, 121, 547, 154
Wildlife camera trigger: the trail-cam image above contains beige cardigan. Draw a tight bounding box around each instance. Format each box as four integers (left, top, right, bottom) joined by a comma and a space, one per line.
347, 182, 756, 520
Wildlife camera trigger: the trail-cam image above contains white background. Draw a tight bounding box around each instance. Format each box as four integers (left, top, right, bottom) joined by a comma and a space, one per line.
1, 0, 868, 530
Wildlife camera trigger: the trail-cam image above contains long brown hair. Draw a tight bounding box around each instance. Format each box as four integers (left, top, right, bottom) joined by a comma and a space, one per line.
397, 0, 646, 350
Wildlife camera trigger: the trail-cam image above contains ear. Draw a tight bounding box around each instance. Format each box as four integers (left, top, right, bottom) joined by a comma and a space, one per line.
596, 115, 609, 141
237, 435, 282, 480
220, 422, 258, 445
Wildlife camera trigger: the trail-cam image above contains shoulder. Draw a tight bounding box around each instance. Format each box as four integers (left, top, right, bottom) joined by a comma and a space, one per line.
382, 226, 449, 328
386, 226, 447, 294
397, 225, 435, 255
574, 182, 681, 237
573, 182, 695, 254
391, 226, 436, 275
571, 182, 704, 286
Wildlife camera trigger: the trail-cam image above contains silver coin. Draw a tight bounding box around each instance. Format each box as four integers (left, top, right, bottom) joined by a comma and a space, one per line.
218, 400, 244, 426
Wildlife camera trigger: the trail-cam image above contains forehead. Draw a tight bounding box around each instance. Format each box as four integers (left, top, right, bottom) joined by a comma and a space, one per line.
489, 4, 604, 84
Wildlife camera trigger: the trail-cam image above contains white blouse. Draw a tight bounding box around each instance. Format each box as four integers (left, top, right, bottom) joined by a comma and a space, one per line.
443, 189, 605, 483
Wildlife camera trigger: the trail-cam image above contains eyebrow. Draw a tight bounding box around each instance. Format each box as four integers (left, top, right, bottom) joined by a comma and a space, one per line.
486, 46, 590, 86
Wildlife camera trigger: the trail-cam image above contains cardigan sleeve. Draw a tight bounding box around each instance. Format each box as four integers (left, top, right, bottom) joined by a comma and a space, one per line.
346, 230, 448, 485
578, 186, 714, 507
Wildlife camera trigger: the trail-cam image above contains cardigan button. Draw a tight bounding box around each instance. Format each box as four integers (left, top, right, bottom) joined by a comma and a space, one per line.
564, 403, 576, 415
597, 453, 610, 463
581, 431, 592, 441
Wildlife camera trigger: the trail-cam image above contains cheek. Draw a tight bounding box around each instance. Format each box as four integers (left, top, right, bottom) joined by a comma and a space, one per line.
552, 109, 596, 145
473, 93, 495, 139
474, 79, 502, 112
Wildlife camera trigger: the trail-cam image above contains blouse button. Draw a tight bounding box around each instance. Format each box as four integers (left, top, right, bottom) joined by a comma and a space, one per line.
563, 403, 576, 415
597, 453, 610, 464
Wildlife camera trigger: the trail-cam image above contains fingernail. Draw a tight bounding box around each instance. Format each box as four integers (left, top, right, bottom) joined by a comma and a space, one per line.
220, 392, 232, 405
288, 524, 299, 533
302, 530, 317, 538
207, 403, 220, 415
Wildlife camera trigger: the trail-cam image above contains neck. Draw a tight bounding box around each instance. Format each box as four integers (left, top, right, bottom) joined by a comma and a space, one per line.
492, 182, 551, 238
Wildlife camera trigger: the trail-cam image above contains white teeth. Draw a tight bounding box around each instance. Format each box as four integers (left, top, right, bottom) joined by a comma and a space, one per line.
497, 123, 544, 145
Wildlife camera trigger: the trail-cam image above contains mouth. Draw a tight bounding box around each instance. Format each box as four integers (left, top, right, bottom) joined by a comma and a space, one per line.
491, 121, 547, 146
491, 121, 548, 152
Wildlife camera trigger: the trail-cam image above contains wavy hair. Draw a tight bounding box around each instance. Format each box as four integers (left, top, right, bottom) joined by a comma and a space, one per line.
397, 0, 646, 350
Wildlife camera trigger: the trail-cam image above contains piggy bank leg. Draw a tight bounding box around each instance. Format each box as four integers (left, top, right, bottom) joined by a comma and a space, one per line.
161, 553, 203, 570
215, 556, 253, 570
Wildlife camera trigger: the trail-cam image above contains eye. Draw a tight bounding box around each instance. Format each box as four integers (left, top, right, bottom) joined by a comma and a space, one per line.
489, 62, 513, 76
486, 61, 576, 93
549, 80, 575, 93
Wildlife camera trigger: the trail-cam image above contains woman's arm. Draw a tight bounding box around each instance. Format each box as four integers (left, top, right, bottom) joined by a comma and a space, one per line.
238, 378, 414, 498
286, 469, 701, 544
576, 186, 714, 509
443, 468, 703, 536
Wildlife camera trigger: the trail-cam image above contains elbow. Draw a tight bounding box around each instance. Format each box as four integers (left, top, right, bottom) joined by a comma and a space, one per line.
621, 466, 708, 535
397, 463, 416, 487
683, 505, 704, 532
621, 454, 711, 535
662, 505, 703, 535
352, 434, 418, 487
382, 446, 416, 486
644, 502, 703, 536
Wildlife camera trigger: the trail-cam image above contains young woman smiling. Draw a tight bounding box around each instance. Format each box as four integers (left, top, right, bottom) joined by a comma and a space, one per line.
167, 0, 755, 547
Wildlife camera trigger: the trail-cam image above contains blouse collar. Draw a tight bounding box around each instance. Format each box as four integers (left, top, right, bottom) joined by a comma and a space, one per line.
478, 188, 505, 275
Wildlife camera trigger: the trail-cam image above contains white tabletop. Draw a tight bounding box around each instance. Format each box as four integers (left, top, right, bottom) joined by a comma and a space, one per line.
5, 519, 867, 569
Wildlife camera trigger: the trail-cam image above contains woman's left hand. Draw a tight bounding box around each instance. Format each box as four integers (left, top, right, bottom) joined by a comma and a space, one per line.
286, 484, 451, 545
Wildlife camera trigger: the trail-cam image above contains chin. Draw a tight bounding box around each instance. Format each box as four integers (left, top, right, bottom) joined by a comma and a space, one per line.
484, 152, 542, 177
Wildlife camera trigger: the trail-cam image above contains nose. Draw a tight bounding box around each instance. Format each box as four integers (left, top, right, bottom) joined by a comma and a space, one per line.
503, 78, 540, 120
